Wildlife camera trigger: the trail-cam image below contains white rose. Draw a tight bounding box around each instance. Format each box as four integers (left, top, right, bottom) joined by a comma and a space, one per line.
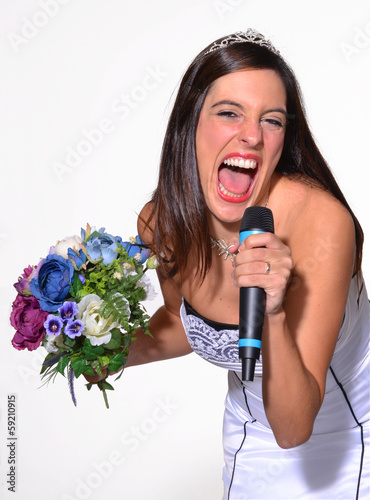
76, 294, 120, 346
54, 235, 83, 259
43, 334, 65, 353
136, 274, 156, 301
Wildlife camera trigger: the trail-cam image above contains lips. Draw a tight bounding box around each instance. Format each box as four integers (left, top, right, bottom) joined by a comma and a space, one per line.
217, 154, 259, 203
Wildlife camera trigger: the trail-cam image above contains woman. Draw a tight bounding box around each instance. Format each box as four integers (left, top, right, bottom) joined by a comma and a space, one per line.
127, 30, 369, 499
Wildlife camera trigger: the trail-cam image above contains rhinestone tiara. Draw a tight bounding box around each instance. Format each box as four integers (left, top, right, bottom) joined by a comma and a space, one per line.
205, 29, 280, 56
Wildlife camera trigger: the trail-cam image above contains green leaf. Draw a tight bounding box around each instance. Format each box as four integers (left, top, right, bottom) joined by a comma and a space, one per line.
101, 380, 114, 391
40, 352, 60, 374
71, 358, 89, 378
56, 355, 69, 375
89, 230, 102, 240
40, 365, 60, 386
69, 352, 82, 363
83, 338, 92, 348
91, 360, 102, 376
103, 328, 121, 349
121, 333, 132, 350
99, 292, 130, 325
82, 344, 105, 361
70, 275, 84, 298
108, 353, 126, 372
98, 355, 110, 367
76, 288, 90, 301
114, 368, 125, 381
64, 336, 75, 347
84, 366, 95, 376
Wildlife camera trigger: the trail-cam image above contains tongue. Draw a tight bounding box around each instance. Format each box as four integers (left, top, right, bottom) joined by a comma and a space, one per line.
219, 166, 252, 194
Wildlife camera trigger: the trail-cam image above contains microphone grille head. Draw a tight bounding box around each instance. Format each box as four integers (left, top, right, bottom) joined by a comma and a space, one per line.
240, 206, 274, 233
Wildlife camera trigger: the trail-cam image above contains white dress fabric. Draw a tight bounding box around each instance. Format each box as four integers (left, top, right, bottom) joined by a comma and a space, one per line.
180, 275, 370, 499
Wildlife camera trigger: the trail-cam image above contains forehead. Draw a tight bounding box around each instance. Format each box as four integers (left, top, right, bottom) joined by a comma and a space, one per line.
205, 69, 286, 106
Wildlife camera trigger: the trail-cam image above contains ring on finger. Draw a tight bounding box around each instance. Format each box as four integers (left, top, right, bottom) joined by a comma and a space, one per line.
265, 262, 271, 275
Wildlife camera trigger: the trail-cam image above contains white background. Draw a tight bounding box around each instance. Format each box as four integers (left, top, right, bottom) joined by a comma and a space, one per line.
0, 1, 369, 499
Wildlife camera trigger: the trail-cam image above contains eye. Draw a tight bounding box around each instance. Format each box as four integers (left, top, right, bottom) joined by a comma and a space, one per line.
216, 110, 240, 119
261, 117, 285, 130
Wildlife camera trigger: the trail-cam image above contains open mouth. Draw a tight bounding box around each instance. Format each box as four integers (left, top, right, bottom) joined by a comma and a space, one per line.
217, 157, 258, 203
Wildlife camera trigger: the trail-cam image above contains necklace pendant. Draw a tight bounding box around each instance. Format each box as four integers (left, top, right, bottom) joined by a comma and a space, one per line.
210, 189, 270, 264
210, 238, 235, 263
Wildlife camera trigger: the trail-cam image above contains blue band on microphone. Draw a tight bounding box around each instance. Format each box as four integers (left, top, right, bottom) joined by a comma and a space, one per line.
239, 338, 262, 349
240, 229, 264, 243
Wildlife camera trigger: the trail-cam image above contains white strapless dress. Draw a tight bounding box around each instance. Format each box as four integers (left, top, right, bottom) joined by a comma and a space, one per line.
180, 275, 370, 499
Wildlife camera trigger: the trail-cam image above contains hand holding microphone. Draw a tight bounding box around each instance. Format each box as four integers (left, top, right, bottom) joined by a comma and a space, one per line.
238, 206, 275, 382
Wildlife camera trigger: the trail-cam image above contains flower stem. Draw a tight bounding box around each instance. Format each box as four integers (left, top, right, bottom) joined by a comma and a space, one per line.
102, 387, 109, 409
97, 380, 110, 409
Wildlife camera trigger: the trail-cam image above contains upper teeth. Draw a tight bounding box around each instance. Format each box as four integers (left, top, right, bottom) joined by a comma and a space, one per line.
223, 158, 257, 169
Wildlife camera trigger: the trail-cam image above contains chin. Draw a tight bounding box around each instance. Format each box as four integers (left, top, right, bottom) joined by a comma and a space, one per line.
208, 201, 248, 225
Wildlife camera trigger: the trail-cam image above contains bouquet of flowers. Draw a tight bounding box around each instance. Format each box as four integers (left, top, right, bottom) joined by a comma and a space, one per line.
9, 224, 157, 408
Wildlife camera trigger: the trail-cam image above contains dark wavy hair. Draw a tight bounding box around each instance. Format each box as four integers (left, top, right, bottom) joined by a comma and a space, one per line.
147, 33, 363, 281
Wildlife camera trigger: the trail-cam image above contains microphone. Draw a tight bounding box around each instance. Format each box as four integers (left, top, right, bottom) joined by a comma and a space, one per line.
239, 206, 274, 381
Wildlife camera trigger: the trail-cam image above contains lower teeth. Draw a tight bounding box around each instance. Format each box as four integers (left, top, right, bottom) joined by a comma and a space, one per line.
219, 181, 247, 198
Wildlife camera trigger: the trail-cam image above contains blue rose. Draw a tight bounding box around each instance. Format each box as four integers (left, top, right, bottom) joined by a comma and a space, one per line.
84, 229, 123, 265
30, 254, 74, 312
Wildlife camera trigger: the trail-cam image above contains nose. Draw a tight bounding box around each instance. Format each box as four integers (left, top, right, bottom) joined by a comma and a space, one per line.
238, 119, 262, 147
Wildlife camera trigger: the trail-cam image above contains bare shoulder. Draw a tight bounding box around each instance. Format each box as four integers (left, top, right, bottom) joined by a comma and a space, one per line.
274, 174, 355, 243
274, 175, 355, 277
137, 201, 155, 246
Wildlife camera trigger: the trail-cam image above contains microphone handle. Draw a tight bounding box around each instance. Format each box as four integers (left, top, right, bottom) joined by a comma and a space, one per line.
239, 286, 266, 381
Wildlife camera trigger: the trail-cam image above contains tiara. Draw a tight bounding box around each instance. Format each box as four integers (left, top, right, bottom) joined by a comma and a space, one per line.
205, 29, 280, 56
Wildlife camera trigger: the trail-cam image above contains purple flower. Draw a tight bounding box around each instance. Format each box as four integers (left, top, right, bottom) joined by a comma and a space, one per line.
65, 320, 84, 339
13, 265, 36, 296
58, 301, 78, 322
44, 315, 64, 336
29, 254, 74, 312
10, 294, 48, 351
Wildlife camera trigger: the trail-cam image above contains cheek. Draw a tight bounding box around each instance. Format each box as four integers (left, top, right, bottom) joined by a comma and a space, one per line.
196, 119, 216, 156
264, 131, 285, 161
196, 119, 236, 164
195, 123, 213, 180
195, 123, 216, 195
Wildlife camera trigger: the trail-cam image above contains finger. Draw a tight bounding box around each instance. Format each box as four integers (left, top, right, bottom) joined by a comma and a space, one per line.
234, 259, 273, 279
239, 231, 278, 251
226, 237, 240, 255
233, 268, 285, 291
235, 246, 272, 266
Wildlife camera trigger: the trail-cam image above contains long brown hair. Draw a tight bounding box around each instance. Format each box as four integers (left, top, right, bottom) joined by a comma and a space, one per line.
147, 34, 363, 281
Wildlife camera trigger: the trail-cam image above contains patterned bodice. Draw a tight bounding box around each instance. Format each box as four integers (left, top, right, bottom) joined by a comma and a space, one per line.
180, 275, 369, 384
180, 299, 263, 375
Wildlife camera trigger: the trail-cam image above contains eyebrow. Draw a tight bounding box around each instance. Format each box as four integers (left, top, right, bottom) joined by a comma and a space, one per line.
210, 99, 287, 117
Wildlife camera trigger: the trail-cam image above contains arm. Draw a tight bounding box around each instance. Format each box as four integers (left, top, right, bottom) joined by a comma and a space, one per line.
84, 207, 192, 383
126, 275, 193, 367
83, 282, 192, 383
126, 203, 193, 367
233, 194, 355, 448
84, 271, 191, 382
